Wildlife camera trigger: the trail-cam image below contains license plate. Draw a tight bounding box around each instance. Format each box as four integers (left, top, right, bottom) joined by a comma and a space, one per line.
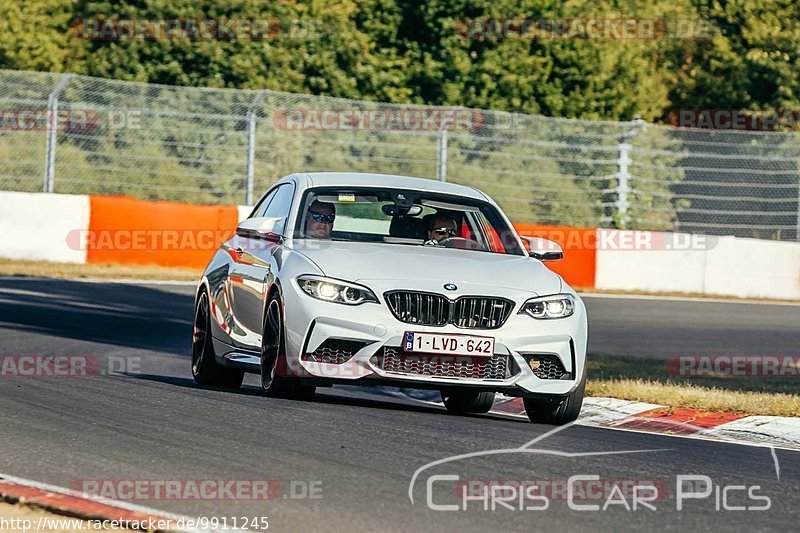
403, 332, 495, 356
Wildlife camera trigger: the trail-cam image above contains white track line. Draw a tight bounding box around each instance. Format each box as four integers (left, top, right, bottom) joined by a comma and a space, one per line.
579, 291, 800, 306
0, 276, 196, 286
0, 472, 242, 533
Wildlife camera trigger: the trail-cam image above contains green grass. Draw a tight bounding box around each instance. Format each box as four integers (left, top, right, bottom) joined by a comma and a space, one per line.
587, 355, 800, 416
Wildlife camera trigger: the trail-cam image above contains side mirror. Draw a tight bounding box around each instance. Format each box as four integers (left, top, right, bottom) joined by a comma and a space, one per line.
236, 216, 284, 243
520, 236, 563, 262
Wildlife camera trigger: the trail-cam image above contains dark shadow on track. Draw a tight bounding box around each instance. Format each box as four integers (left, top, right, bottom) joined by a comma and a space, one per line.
121, 373, 264, 396
125, 371, 486, 418
0, 279, 192, 355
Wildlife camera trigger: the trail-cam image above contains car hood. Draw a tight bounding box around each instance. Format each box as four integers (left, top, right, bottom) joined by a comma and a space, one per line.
290, 241, 562, 297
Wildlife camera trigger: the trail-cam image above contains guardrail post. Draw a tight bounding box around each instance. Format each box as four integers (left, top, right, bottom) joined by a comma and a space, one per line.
796, 174, 800, 241
437, 128, 448, 182
43, 74, 73, 193
615, 117, 645, 228
245, 90, 267, 205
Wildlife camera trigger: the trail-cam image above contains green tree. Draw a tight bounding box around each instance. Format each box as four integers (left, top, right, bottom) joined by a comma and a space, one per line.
0, 0, 79, 72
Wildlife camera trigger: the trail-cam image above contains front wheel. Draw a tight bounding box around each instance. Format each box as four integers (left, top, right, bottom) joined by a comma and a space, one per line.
260, 294, 315, 401
441, 390, 495, 414
523, 369, 586, 425
192, 290, 244, 388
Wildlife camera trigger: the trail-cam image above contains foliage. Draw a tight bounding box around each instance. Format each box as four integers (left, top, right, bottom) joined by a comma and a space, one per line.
1, 0, 797, 234
2, 1, 798, 120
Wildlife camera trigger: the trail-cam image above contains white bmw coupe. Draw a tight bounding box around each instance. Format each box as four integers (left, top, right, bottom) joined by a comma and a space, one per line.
192, 172, 587, 425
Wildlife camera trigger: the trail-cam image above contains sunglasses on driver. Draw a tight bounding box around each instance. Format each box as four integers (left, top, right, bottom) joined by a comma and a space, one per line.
432, 227, 457, 237
308, 210, 336, 224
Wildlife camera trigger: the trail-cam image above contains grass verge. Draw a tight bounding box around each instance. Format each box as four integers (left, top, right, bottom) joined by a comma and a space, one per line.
0, 259, 199, 281
587, 355, 800, 417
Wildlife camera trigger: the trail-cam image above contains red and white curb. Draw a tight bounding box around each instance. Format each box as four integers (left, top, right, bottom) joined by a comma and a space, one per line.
492, 396, 800, 451
0, 473, 239, 532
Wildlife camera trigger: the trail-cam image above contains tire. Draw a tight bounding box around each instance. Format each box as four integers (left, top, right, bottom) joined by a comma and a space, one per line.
523, 368, 586, 425
260, 293, 315, 401
441, 390, 495, 414
192, 290, 245, 388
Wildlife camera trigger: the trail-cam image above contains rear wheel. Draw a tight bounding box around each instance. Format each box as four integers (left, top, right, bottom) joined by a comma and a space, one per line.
441, 390, 495, 414
523, 369, 586, 425
192, 290, 244, 388
260, 294, 315, 400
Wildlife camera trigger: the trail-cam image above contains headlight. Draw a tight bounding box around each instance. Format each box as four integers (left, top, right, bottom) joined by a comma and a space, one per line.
520, 294, 575, 319
296, 275, 378, 305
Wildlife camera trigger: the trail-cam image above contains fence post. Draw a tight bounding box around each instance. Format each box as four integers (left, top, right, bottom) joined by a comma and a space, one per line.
43, 74, 73, 193
615, 118, 644, 228
245, 91, 267, 205
796, 174, 800, 241
436, 129, 448, 182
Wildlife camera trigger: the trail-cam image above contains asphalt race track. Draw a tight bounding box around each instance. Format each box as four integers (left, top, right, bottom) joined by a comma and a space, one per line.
582, 294, 800, 358
0, 278, 798, 531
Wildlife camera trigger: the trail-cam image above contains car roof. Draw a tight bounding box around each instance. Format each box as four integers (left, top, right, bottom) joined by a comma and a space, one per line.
299, 172, 487, 201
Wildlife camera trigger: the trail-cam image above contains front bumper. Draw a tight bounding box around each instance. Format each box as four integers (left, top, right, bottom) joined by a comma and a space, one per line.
281, 279, 588, 397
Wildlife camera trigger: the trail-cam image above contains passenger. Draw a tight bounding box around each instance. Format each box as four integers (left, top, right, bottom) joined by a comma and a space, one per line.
425, 214, 458, 244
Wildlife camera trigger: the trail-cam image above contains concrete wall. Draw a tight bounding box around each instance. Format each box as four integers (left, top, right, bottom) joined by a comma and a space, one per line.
0, 191, 89, 264
2, 192, 798, 299
702, 236, 800, 299
594, 230, 712, 295
594, 229, 800, 299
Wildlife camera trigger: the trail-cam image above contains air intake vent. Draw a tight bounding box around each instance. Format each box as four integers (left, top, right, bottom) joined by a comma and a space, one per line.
522, 354, 570, 380
302, 339, 367, 365
371, 347, 512, 380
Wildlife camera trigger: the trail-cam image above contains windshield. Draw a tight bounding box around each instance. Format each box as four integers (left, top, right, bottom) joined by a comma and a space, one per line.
294, 187, 525, 256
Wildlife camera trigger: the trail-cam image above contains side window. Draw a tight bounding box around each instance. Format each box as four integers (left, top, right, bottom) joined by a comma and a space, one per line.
251, 188, 279, 219
262, 184, 295, 234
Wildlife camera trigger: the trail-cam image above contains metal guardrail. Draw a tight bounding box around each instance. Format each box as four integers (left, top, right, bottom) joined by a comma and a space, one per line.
0, 69, 798, 240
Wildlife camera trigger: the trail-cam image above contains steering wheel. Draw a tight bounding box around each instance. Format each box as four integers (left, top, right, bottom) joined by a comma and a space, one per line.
438, 236, 486, 251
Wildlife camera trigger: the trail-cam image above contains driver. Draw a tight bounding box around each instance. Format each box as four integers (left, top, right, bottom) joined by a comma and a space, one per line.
304, 200, 336, 239
425, 214, 458, 245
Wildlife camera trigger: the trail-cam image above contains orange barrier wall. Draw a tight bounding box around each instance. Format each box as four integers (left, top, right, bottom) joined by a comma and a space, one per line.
85, 196, 597, 288
86, 196, 239, 269
513, 224, 597, 289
